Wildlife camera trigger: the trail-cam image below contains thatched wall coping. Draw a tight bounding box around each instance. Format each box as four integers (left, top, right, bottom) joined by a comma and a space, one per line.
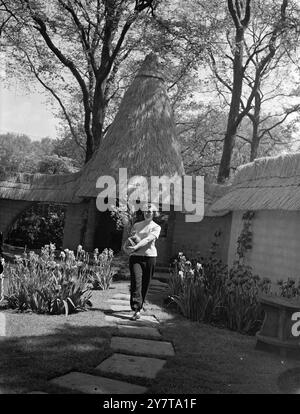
212, 152, 300, 212
0, 171, 82, 203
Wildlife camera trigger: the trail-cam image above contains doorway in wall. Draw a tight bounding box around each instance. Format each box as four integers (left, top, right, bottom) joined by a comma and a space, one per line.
93, 210, 123, 254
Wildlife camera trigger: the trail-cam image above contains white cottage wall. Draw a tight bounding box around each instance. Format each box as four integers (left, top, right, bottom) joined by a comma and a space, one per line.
228, 210, 300, 283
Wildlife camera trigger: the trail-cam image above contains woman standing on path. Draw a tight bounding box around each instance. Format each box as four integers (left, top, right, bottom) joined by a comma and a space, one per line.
123, 204, 161, 320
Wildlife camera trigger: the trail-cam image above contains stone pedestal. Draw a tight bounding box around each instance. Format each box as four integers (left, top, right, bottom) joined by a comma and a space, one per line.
256, 295, 300, 359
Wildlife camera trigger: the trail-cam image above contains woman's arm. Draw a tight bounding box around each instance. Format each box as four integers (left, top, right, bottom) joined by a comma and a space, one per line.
129, 234, 156, 252
122, 224, 138, 254
128, 225, 161, 252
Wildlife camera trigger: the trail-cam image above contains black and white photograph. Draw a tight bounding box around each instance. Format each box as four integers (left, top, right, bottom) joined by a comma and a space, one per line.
0, 0, 300, 400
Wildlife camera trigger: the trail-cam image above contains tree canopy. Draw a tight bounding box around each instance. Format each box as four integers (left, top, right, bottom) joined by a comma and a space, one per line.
1, 0, 300, 181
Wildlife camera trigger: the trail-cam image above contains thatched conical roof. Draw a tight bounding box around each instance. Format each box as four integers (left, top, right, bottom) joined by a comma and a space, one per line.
212, 152, 300, 212
76, 53, 185, 198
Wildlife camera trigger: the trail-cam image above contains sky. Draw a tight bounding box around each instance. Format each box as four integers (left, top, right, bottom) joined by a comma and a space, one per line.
0, 66, 299, 149
0, 82, 59, 140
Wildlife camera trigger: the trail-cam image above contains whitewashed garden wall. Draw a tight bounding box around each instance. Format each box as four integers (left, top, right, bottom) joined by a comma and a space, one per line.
228, 210, 300, 283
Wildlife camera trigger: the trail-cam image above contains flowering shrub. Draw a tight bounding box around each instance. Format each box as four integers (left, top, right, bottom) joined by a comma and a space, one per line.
4, 243, 114, 315
168, 248, 272, 335
223, 262, 271, 334
89, 248, 114, 290
277, 278, 300, 299
5, 244, 92, 315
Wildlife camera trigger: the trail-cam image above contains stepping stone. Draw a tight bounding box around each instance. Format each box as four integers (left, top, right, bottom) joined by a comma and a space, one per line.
149, 283, 167, 288
153, 274, 170, 282
148, 287, 167, 293
105, 313, 159, 326
49, 372, 146, 394
111, 294, 130, 300
96, 353, 166, 379
149, 288, 167, 292
149, 284, 168, 289
148, 290, 166, 294
111, 337, 175, 357
150, 280, 169, 288
108, 304, 131, 312
117, 325, 162, 340
107, 299, 129, 306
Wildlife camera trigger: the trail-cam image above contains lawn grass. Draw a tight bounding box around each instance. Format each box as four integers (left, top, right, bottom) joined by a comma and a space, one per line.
0, 288, 119, 394
149, 318, 300, 394
1, 280, 300, 394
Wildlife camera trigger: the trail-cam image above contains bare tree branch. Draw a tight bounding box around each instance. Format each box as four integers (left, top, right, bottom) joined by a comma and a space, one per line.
21, 48, 85, 152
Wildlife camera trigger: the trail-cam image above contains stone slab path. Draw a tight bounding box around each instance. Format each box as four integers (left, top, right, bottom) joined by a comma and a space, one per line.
108, 304, 132, 312
109, 293, 131, 300
96, 353, 166, 379
105, 313, 159, 326
111, 336, 175, 358
117, 325, 162, 340
50, 372, 147, 394
32, 280, 174, 394
107, 299, 131, 305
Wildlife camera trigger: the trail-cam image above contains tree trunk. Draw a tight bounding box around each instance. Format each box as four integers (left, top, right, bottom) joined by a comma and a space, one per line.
84, 109, 94, 163
217, 27, 245, 183
250, 91, 261, 161
92, 79, 107, 152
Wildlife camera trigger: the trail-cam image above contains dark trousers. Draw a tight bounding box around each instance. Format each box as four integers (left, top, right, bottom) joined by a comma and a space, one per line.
129, 255, 156, 311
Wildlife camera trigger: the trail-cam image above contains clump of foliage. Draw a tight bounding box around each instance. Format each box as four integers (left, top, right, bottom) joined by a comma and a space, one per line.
168, 234, 272, 335
223, 263, 271, 334
236, 211, 255, 262
4, 244, 115, 315
88, 247, 114, 290
6, 204, 66, 250
5, 244, 92, 315
277, 278, 300, 299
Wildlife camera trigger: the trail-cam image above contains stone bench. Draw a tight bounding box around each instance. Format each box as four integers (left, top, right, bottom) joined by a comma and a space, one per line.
256, 295, 300, 359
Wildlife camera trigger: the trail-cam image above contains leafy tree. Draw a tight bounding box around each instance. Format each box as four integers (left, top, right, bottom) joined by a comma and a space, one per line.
178, 102, 299, 181
51, 134, 85, 169
37, 154, 79, 174
0, 132, 78, 174
0, 133, 37, 173
206, 0, 300, 182
2, 0, 159, 162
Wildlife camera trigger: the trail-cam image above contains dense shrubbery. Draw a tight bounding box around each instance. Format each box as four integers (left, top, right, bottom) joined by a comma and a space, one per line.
4, 244, 114, 315
6, 204, 65, 249
277, 278, 300, 299
168, 248, 272, 336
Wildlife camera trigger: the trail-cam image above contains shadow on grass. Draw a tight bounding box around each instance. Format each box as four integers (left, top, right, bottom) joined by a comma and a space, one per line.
277, 368, 300, 394
0, 324, 117, 394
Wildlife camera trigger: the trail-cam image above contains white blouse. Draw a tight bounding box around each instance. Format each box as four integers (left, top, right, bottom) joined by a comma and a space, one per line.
128, 220, 161, 257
